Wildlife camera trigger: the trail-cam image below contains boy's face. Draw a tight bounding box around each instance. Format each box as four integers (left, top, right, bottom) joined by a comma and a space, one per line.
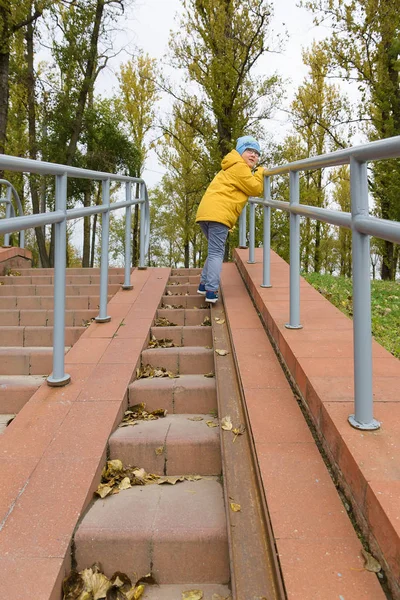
242, 148, 260, 168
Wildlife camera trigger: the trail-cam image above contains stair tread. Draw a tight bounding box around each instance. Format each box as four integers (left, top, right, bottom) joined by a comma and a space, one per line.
140, 584, 231, 599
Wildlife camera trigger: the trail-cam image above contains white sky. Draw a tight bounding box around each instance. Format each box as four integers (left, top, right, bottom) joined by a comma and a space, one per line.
96, 0, 331, 187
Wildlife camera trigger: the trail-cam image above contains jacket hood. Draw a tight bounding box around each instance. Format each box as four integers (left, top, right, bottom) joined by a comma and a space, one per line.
221, 149, 244, 171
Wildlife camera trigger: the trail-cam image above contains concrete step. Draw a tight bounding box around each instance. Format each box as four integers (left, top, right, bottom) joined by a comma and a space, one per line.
0, 347, 67, 375
0, 308, 98, 326
136, 584, 231, 599
156, 308, 210, 326
0, 295, 111, 310
171, 268, 202, 276
109, 414, 221, 476
74, 478, 229, 583
0, 375, 45, 412
13, 267, 125, 276
0, 413, 15, 434
0, 283, 120, 296
168, 275, 201, 285
0, 325, 83, 347
141, 347, 214, 375
161, 295, 207, 309
0, 274, 124, 286
150, 325, 212, 348
165, 283, 199, 295
128, 374, 217, 414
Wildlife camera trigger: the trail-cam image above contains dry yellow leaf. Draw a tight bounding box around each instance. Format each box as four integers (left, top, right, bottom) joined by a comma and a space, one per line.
118, 477, 131, 491
80, 568, 111, 600
214, 317, 225, 324
155, 446, 164, 456
221, 415, 233, 431
157, 476, 185, 485
204, 372, 214, 378
126, 584, 145, 599
212, 595, 232, 600
206, 420, 219, 428
95, 483, 113, 499
187, 416, 204, 421
361, 548, 381, 573
182, 591, 203, 600
232, 424, 246, 442
230, 502, 241, 512
215, 349, 229, 356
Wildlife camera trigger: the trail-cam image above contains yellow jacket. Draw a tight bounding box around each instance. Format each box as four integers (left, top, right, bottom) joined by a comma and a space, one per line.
196, 149, 264, 229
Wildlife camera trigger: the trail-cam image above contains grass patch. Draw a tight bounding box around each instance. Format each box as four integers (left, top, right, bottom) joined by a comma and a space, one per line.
303, 272, 400, 359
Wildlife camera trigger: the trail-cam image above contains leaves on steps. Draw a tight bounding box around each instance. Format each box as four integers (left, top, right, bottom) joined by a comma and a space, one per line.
201, 316, 211, 326
215, 348, 229, 356
147, 335, 177, 349
62, 564, 152, 600
119, 403, 168, 428
136, 364, 179, 379
361, 548, 382, 573
154, 317, 177, 327
161, 303, 185, 309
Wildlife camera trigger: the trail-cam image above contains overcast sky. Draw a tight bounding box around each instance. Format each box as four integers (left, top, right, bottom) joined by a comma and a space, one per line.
93, 0, 331, 187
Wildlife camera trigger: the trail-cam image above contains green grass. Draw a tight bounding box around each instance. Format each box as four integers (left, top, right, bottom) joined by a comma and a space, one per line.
303, 272, 400, 359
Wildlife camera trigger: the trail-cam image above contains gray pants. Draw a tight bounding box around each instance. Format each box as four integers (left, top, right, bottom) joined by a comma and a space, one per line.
199, 221, 229, 292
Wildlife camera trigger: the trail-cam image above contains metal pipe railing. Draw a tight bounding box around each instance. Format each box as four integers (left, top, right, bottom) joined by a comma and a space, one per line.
0, 156, 150, 387
0, 180, 25, 248
245, 134, 400, 431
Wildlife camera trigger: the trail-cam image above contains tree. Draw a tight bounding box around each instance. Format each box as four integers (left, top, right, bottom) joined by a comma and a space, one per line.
304, 0, 400, 279
118, 51, 159, 265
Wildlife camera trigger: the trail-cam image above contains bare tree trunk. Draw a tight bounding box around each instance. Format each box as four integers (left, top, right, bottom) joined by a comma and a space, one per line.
65, 0, 104, 165
26, 15, 50, 266
82, 187, 91, 267
0, 51, 9, 158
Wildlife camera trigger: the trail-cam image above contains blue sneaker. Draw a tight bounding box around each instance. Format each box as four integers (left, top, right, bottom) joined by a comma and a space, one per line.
197, 283, 206, 295
205, 290, 218, 304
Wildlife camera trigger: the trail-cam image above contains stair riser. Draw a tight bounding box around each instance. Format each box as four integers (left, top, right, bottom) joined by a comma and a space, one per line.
0, 310, 97, 327
0, 327, 83, 347
128, 379, 217, 415
0, 352, 53, 375
0, 275, 123, 286
171, 268, 202, 276
165, 284, 199, 295
156, 309, 210, 327
161, 296, 207, 309
109, 433, 221, 476
14, 268, 125, 276
0, 378, 43, 412
0, 284, 120, 296
168, 275, 201, 285
141, 348, 214, 375
0, 296, 109, 310
150, 326, 212, 348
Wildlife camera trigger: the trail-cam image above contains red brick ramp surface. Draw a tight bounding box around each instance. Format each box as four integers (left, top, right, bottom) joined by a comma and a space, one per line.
231, 248, 400, 599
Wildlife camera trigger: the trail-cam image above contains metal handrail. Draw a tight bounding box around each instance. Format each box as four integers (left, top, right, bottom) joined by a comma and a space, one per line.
0, 155, 150, 387
0, 179, 25, 248
239, 134, 400, 431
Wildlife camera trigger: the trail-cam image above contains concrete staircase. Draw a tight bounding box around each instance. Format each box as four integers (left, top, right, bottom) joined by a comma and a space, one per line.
74, 268, 232, 596
0, 267, 124, 431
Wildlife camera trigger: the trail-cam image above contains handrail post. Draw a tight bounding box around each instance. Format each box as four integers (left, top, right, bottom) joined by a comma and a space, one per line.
47, 173, 70, 387
348, 158, 380, 430
261, 176, 272, 288
3, 187, 11, 247
95, 178, 111, 323
285, 171, 302, 329
122, 182, 133, 289
247, 200, 256, 264
239, 204, 247, 248
138, 182, 147, 269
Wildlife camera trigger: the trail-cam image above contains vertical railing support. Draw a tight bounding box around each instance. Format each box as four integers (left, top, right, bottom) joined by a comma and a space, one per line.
285, 171, 302, 329
348, 158, 380, 430
261, 176, 272, 288
3, 187, 12, 247
247, 200, 256, 264
47, 173, 70, 387
96, 178, 111, 323
138, 182, 147, 269
239, 204, 247, 248
122, 182, 133, 289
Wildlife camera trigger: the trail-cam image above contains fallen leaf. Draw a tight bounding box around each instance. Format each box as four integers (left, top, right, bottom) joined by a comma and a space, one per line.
232, 424, 246, 441
182, 591, 203, 600
154, 317, 177, 327
215, 349, 229, 356
110, 572, 132, 591
81, 568, 111, 600
206, 420, 219, 428
187, 416, 204, 421
230, 502, 241, 512
214, 317, 225, 324
361, 548, 381, 573
204, 372, 214, 378
118, 477, 131, 491
126, 584, 145, 599
134, 573, 157, 585
201, 316, 211, 326
95, 483, 114, 499
106, 586, 126, 600
212, 595, 232, 600
62, 571, 84, 599
221, 415, 233, 431
155, 446, 164, 456
157, 476, 185, 485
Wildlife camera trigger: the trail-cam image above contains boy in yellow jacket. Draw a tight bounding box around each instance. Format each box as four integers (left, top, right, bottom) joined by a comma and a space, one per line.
196, 135, 264, 303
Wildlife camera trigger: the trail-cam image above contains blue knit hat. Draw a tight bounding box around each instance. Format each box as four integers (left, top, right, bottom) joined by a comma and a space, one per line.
236, 135, 261, 156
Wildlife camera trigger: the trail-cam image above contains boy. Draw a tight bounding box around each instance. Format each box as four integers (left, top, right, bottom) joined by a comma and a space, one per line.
196, 135, 264, 303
